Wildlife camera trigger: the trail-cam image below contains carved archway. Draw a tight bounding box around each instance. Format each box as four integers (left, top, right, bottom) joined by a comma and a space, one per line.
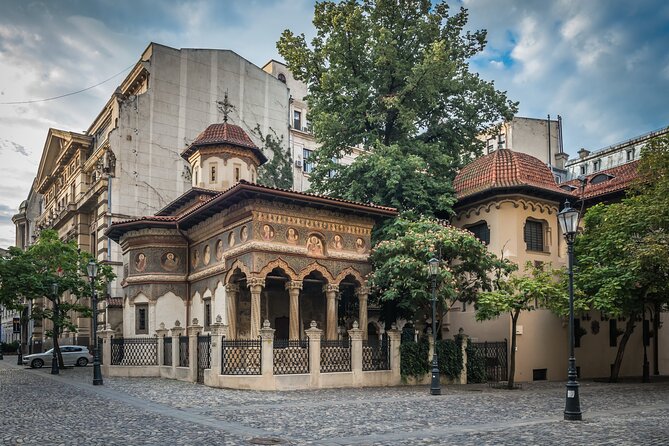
258, 258, 298, 280
225, 259, 251, 284
334, 267, 365, 286
297, 262, 335, 282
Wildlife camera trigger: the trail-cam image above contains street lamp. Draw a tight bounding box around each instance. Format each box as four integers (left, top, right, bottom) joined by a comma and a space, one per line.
87, 259, 103, 386
428, 257, 441, 396
50, 282, 59, 375
557, 200, 582, 421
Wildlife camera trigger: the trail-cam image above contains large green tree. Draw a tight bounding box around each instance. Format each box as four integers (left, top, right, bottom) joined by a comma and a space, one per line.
575, 135, 669, 382
0, 230, 114, 368
278, 0, 517, 216
255, 125, 294, 189
369, 216, 499, 330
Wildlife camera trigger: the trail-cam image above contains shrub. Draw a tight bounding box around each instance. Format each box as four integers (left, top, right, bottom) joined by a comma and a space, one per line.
400, 337, 429, 377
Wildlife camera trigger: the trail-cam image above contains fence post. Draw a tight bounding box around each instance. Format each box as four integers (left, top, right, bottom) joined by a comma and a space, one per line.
210, 315, 227, 376
457, 333, 469, 384
187, 319, 203, 383
155, 323, 169, 367
259, 319, 275, 380
387, 323, 401, 384
305, 321, 322, 388
170, 320, 184, 376
348, 321, 363, 386
100, 327, 114, 374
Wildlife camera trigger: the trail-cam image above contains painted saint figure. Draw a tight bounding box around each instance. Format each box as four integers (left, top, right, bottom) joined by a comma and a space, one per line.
135, 253, 147, 272
262, 224, 274, 240
240, 226, 248, 242
307, 235, 324, 256
286, 227, 298, 244
333, 234, 343, 250
216, 240, 223, 261
161, 252, 179, 271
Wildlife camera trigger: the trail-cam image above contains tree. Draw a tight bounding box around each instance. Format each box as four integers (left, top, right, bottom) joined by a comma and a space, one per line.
255, 125, 294, 189
0, 230, 114, 368
278, 0, 517, 216
476, 261, 566, 389
574, 135, 669, 382
369, 216, 499, 331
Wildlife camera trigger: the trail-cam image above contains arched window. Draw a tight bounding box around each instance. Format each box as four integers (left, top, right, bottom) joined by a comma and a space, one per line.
466, 220, 490, 245
278, 73, 286, 83
524, 219, 545, 252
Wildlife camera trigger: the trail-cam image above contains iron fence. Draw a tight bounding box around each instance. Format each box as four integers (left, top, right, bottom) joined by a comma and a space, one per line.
363, 335, 390, 371
110, 337, 158, 366
97, 337, 103, 365
179, 336, 189, 367
320, 339, 351, 373
221, 339, 261, 375
197, 334, 211, 384
469, 340, 508, 382
163, 337, 172, 366
273, 339, 309, 374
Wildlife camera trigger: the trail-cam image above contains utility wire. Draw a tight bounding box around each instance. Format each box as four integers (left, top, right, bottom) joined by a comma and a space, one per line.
0, 63, 136, 105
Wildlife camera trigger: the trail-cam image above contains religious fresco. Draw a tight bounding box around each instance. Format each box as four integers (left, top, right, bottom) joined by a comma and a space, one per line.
286, 227, 299, 244
215, 239, 224, 261
161, 252, 180, 271
135, 253, 147, 272
262, 224, 275, 240
203, 244, 211, 265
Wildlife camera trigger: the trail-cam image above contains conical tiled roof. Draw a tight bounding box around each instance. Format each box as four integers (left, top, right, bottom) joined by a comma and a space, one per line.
181, 122, 267, 163
454, 149, 567, 200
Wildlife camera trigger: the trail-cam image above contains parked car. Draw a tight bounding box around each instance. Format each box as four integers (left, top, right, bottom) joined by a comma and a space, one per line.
22, 346, 93, 368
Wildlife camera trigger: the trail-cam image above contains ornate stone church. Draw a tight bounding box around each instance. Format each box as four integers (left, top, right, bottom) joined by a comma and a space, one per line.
107, 118, 396, 342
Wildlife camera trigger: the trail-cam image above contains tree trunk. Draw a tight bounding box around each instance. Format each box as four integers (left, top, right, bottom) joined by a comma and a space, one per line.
508, 310, 519, 389
653, 302, 660, 375
610, 316, 636, 382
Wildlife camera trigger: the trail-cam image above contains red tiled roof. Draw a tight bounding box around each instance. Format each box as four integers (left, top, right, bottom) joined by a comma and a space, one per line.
112, 215, 177, 225
180, 122, 267, 163
561, 160, 639, 200
454, 149, 566, 199
106, 297, 123, 308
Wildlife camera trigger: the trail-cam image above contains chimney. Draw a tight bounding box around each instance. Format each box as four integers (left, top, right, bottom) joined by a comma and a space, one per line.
577, 148, 591, 159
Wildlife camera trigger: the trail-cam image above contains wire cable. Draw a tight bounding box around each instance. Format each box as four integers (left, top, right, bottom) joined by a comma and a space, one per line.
0, 63, 136, 105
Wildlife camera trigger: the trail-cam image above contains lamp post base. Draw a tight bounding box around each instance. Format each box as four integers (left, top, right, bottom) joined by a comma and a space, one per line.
93, 363, 104, 385
430, 354, 441, 395
564, 359, 582, 421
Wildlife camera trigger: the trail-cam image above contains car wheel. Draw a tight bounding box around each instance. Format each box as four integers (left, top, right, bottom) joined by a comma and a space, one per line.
76, 357, 88, 367
31, 358, 44, 368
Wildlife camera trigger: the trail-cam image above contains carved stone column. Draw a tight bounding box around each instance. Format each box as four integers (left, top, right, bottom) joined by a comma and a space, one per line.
285, 280, 303, 340
225, 283, 239, 340
356, 285, 370, 340
387, 323, 401, 384
324, 284, 339, 341
247, 277, 265, 339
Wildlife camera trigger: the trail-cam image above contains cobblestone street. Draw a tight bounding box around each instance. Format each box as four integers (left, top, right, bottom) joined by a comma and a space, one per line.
1, 360, 668, 445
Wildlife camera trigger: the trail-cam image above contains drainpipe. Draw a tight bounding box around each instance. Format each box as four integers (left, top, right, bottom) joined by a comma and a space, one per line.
547, 114, 552, 168
176, 222, 191, 328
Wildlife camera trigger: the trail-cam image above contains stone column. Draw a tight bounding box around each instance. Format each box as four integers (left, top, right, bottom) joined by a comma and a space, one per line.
100, 327, 114, 375
285, 280, 303, 340
171, 321, 184, 376
187, 319, 203, 383
387, 323, 401, 384
155, 323, 169, 367
305, 321, 322, 388
356, 286, 370, 340
348, 321, 364, 386
225, 283, 239, 340
259, 319, 275, 379
247, 278, 265, 339
324, 284, 339, 341
210, 315, 227, 381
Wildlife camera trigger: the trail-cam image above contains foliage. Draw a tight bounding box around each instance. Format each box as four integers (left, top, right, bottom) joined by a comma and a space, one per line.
277, 0, 517, 217
476, 261, 566, 388
574, 135, 669, 381
255, 125, 294, 189
465, 339, 487, 383
370, 215, 500, 329
0, 340, 20, 353
400, 337, 429, 377
435, 337, 463, 379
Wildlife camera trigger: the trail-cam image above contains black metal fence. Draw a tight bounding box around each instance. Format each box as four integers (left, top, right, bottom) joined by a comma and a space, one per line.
110, 337, 158, 366
163, 337, 172, 366
179, 336, 189, 367
321, 339, 351, 372
97, 337, 103, 365
469, 340, 508, 382
197, 334, 211, 384
363, 335, 390, 371
221, 339, 261, 375
273, 339, 309, 374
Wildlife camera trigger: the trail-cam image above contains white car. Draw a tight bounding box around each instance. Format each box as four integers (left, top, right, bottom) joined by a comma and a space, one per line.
22, 346, 93, 368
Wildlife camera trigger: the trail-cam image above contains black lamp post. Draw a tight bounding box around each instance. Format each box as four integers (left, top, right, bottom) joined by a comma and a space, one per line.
557, 200, 582, 421
428, 257, 441, 396
87, 259, 103, 385
50, 282, 59, 375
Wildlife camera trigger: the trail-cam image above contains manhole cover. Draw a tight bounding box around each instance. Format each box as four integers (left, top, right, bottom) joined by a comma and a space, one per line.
248, 438, 284, 445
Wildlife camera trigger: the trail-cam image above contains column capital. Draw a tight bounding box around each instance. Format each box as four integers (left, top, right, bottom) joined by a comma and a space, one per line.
225, 283, 240, 293
356, 285, 370, 297
323, 284, 339, 294
247, 277, 265, 290
285, 280, 303, 291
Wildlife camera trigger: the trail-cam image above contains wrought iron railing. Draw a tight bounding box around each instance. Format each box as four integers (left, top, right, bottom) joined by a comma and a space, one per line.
163, 337, 172, 366
469, 340, 508, 382
320, 339, 351, 373
221, 339, 261, 375
273, 339, 309, 375
110, 337, 158, 366
197, 334, 211, 384
178, 336, 189, 367
363, 336, 390, 371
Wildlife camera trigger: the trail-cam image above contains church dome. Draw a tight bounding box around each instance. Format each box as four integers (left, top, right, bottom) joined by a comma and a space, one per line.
181, 122, 267, 164
454, 149, 566, 201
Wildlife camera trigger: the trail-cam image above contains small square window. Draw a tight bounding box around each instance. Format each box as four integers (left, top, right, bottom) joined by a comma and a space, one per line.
580, 165, 587, 175
593, 160, 601, 172
303, 149, 314, 174
626, 149, 635, 161
293, 110, 302, 131
136, 304, 148, 334
524, 220, 544, 252
204, 299, 212, 330
210, 165, 217, 183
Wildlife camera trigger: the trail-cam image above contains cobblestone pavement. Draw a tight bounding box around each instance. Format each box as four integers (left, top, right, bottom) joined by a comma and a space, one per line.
1, 360, 668, 445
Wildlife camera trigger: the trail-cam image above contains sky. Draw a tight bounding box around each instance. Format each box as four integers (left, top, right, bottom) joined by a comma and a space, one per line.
0, 0, 668, 248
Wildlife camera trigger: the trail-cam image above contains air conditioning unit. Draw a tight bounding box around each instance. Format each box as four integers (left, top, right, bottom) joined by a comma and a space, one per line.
294, 160, 303, 168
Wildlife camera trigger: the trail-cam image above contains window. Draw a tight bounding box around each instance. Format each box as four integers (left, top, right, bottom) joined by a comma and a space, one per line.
277, 73, 286, 83
204, 299, 212, 330
466, 221, 490, 245
234, 166, 241, 182
303, 149, 314, 173
210, 164, 217, 183
579, 165, 587, 175
626, 148, 635, 161
524, 220, 544, 252
590, 173, 613, 185
293, 110, 302, 131
498, 133, 506, 148
136, 304, 148, 334
487, 138, 495, 153
592, 159, 601, 172
328, 156, 338, 178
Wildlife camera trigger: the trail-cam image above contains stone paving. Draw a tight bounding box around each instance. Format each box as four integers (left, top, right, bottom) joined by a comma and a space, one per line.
1, 359, 668, 445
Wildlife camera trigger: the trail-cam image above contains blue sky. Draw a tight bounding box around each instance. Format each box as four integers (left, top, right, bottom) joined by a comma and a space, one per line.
0, 0, 668, 247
